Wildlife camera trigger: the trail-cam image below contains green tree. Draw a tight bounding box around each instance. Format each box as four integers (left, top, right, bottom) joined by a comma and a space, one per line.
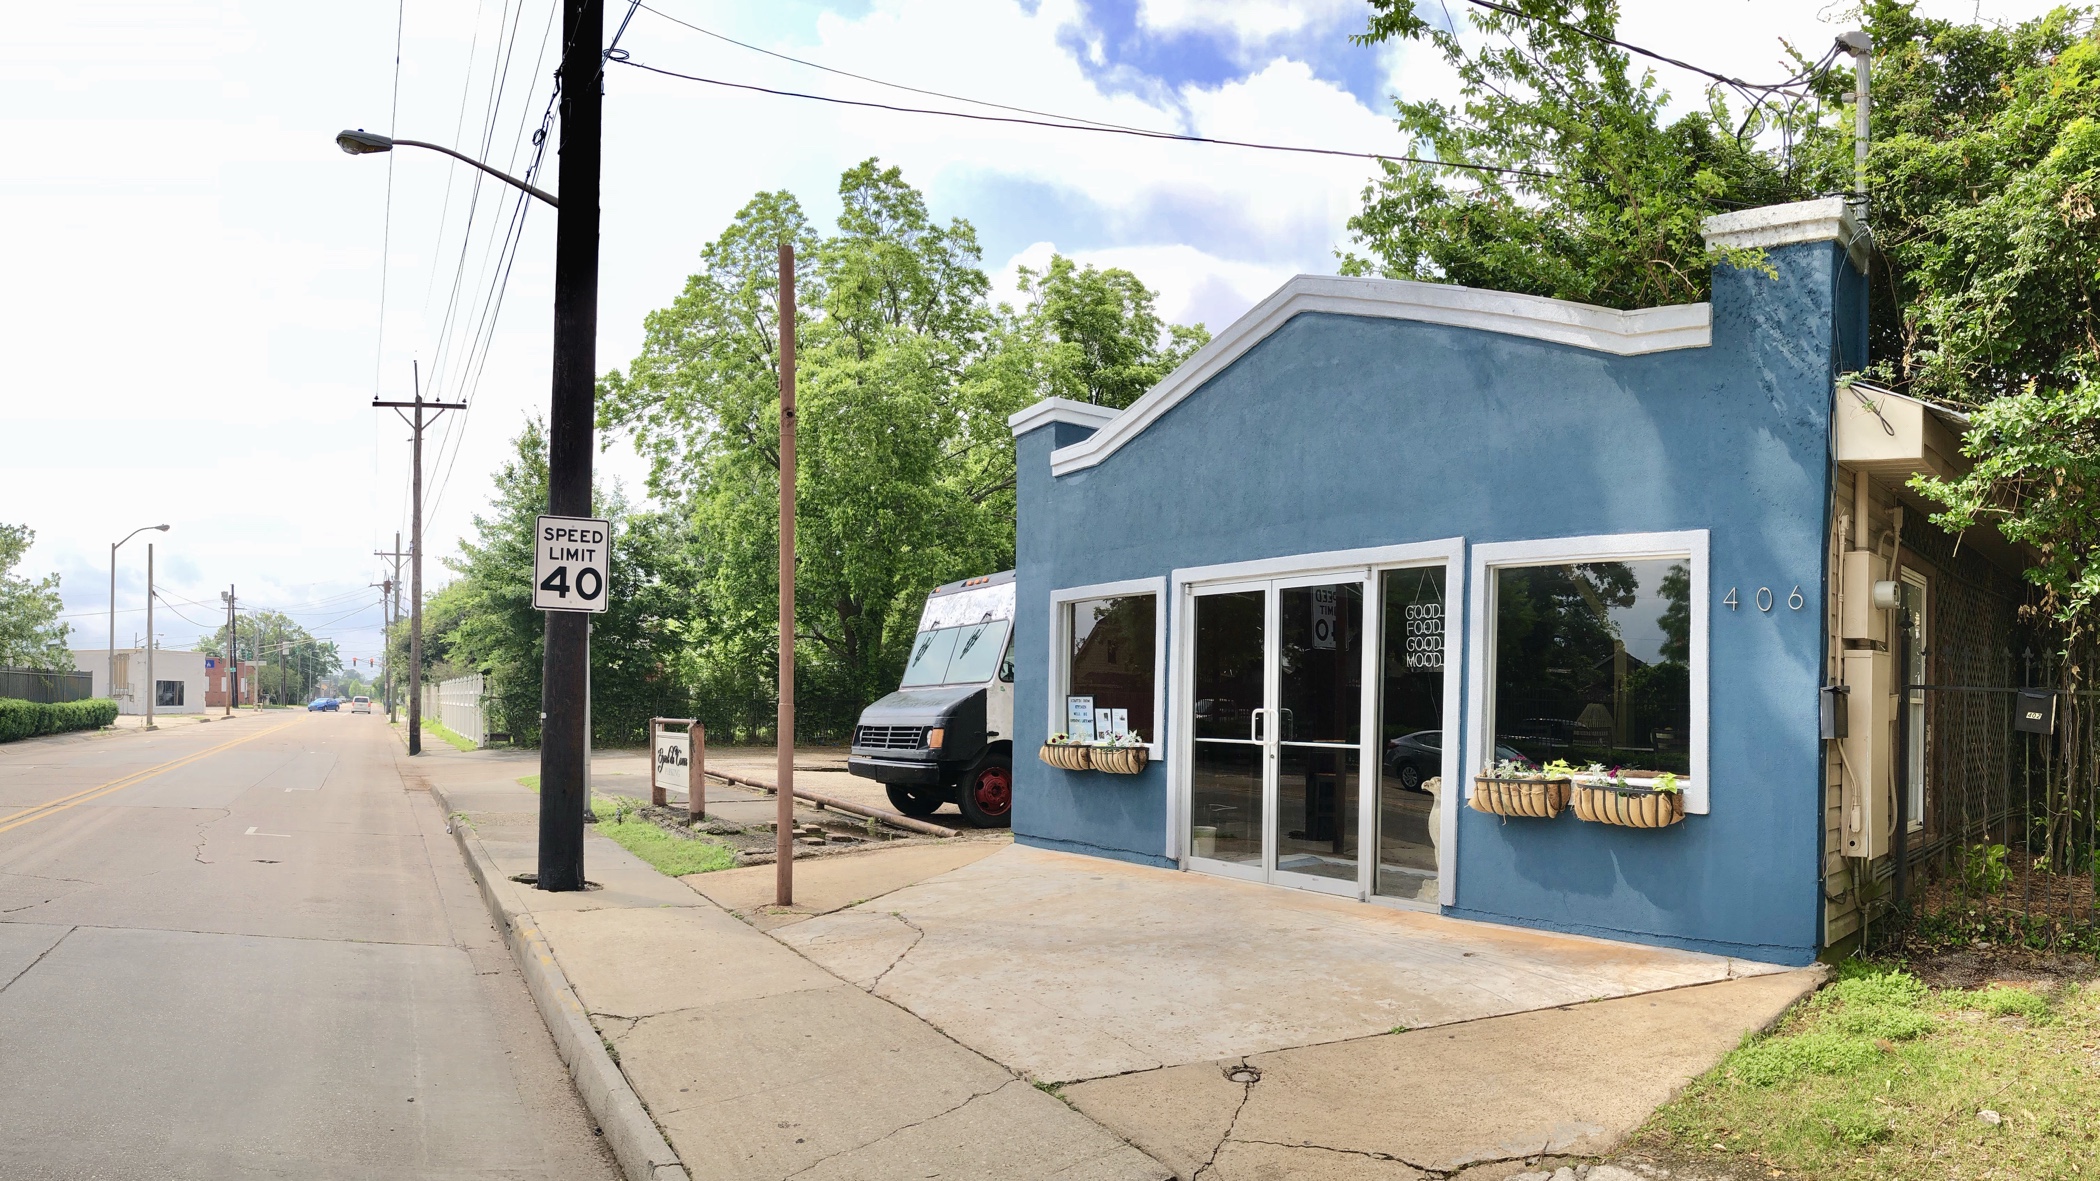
1344, 0, 1800, 308
601, 160, 1208, 735
0, 524, 69, 670
432, 418, 699, 746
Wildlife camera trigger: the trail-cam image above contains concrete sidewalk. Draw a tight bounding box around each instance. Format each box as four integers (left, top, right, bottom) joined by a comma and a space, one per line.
433, 760, 1163, 1181
428, 751, 1821, 1181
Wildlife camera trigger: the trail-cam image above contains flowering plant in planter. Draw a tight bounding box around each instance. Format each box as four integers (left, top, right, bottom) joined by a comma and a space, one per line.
1571, 766, 1687, 828
1090, 731, 1149, 774
1470, 756, 1570, 819
1038, 732, 1092, 771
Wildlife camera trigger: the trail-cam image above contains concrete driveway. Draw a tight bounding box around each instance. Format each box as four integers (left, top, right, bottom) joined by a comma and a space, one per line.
766, 844, 1796, 1083
690, 842, 1819, 1178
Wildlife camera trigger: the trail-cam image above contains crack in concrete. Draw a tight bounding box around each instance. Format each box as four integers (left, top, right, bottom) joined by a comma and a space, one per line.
779, 1077, 1015, 1178
0, 924, 74, 994
867, 912, 925, 992
1191, 1061, 1257, 1180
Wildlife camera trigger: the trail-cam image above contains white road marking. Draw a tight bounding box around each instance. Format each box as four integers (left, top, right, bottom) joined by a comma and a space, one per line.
244, 826, 291, 837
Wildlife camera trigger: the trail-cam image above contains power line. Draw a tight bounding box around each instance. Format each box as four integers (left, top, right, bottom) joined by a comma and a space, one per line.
611, 58, 1556, 179
1459, 0, 1838, 97
633, 3, 1159, 136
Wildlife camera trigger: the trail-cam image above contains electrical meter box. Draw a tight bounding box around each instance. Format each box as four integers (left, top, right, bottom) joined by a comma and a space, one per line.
1840, 648, 1893, 859
1841, 551, 1888, 644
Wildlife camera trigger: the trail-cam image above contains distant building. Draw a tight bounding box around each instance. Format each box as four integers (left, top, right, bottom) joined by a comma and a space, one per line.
70, 648, 246, 714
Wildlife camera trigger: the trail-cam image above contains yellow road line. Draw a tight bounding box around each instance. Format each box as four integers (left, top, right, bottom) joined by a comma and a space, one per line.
0, 719, 302, 837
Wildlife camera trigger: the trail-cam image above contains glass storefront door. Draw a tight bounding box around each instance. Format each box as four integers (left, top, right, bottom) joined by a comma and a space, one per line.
1185, 573, 1371, 897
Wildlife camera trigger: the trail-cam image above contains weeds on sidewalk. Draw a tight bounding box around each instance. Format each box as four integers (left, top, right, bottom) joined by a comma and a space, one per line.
1637, 960, 2100, 1179
421, 718, 476, 752
589, 796, 735, 876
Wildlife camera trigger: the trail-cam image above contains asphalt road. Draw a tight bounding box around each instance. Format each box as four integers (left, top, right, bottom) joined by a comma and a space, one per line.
0, 709, 620, 1180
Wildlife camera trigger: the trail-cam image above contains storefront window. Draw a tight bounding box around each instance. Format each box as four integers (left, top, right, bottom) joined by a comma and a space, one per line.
1492, 559, 1691, 776
1064, 594, 1156, 742
1377, 566, 1445, 900
156, 680, 184, 707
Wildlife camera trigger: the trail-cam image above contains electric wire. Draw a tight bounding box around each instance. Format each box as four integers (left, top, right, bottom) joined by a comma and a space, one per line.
611, 58, 1556, 178
633, 3, 1161, 135
1459, 0, 1840, 96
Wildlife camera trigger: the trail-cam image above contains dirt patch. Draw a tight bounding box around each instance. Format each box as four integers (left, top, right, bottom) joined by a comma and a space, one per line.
629, 802, 984, 866
1898, 944, 2097, 990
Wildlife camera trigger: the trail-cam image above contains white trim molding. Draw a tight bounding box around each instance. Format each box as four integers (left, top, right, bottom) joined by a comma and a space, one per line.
1049, 275, 1712, 477
1466, 530, 1711, 815
1702, 197, 1869, 273
1009, 396, 1121, 437
1048, 577, 1168, 759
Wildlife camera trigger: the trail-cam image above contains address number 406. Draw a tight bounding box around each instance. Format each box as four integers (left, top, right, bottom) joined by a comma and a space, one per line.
1723, 585, 1804, 613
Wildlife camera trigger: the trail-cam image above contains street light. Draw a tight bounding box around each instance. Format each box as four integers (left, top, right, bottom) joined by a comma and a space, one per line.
110, 524, 169, 717
339, 0, 599, 895
334, 129, 559, 208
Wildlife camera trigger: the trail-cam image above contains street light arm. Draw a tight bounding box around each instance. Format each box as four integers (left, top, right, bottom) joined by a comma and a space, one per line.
336, 129, 558, 208
114, 523, 170, 551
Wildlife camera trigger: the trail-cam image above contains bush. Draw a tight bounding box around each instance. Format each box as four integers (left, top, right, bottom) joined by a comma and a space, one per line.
0, 697, 119, 742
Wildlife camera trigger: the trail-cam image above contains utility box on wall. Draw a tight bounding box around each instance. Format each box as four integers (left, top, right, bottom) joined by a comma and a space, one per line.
1841, 551, 1888, 645
1840, 648, 1893, 859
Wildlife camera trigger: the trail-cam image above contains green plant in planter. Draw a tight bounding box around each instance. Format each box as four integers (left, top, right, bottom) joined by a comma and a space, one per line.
1482, 756, 1550, 780
1092, 731, 1145, 748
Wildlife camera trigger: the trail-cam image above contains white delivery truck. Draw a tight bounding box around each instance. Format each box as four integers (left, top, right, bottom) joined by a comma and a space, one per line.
847, 571, 1015, 827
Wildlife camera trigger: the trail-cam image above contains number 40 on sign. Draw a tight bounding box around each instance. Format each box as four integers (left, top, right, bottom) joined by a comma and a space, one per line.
534, 514, 611, 613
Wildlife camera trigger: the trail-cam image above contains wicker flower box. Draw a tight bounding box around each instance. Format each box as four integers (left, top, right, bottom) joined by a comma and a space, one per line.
1573, 784, 1686, 829
1469, 776, 1571, 819
1038, 742, 1092, 771
1091, 746, 1149, 775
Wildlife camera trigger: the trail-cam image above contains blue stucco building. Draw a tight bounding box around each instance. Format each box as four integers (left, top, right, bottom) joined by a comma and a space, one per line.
1005, 199, 1910, 967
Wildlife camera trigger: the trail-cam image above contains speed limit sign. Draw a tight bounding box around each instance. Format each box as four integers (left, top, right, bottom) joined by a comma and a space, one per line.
534, 515, 611, 613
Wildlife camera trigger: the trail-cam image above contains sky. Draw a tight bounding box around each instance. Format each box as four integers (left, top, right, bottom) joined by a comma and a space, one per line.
1, 0, 2065, 669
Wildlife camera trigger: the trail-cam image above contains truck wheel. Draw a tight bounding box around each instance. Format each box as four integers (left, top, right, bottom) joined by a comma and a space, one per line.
956, 753, 1012, 829
885, 784, 945, 818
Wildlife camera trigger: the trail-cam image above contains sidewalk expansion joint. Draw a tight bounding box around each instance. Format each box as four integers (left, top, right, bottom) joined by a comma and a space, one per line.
0, 925, 73, 995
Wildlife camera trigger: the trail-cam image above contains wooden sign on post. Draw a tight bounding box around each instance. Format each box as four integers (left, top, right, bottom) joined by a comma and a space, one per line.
651, 718, 704, 818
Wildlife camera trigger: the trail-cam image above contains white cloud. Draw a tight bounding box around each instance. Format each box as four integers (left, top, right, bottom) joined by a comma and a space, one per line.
1137, 0, 1363, 41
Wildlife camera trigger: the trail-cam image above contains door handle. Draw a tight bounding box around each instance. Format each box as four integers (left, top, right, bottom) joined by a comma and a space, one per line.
1250, 707, 1266, 743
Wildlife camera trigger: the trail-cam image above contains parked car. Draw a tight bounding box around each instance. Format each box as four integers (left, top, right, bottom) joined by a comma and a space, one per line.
1383, 731, 1523, 792
349, 696, 372, 714
307, 698, 339, 712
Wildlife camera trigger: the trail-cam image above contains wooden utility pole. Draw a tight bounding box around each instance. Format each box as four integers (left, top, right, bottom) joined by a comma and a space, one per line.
220, 586, 236, 717
537, 0, 605, 893
776, 242, 796, 906
374, 534, 405, 720
375, 362, 463, 756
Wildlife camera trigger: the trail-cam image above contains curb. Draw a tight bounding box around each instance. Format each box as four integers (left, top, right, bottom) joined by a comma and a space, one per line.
434, 785, 690, 1181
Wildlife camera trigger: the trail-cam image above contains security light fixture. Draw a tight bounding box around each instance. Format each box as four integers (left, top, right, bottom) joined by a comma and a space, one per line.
332, 128, 557, 207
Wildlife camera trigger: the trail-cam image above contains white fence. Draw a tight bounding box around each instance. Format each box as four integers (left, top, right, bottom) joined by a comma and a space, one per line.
426, 673, 487, 749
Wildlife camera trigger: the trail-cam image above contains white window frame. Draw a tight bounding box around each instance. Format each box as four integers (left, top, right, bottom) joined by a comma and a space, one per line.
1468, 530, 1710, 815
1167, 539, 1467, 906
1901, 566, 1928, 832
1048, 577, 1168, 759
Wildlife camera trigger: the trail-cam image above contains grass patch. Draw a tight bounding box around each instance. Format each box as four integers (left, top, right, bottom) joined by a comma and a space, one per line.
589, 796, 735, 876
1641, 962, 2100, 1179
421, 717, 476, 752
517, 774, 539, 791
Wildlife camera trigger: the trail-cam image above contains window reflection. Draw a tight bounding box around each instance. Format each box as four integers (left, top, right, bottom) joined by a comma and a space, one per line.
1492, 560, 1691, 775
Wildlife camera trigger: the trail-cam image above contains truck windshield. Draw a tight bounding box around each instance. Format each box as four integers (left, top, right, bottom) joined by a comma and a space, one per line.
900, 620, 1011, 687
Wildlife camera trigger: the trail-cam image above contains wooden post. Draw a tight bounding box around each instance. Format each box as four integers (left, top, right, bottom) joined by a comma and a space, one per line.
690, 723, 706, 824
776, 241, 796, 907
650, 718, 668, 808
